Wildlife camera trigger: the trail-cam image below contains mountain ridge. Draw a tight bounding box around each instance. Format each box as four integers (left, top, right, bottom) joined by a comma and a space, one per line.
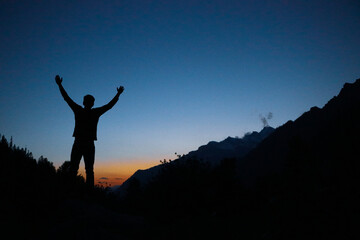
116, 126, 275, 195
119, 78, 360, 238
236, 78, 360, 186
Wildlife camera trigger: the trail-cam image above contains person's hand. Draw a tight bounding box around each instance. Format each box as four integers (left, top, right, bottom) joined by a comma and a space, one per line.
55, 75, 63, 85
117, 86, 124, 94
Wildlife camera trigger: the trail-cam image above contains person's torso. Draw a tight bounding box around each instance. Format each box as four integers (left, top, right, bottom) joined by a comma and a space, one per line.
73, 108, 101, 140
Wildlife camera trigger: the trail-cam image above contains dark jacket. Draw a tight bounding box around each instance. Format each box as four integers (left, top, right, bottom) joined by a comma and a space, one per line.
59, 85, 119, 140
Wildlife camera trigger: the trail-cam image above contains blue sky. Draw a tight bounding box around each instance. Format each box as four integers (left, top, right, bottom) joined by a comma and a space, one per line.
1, 0, 360, 182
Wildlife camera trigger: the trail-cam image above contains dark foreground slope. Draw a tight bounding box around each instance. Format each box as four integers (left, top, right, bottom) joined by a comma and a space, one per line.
0, 136, 144, 240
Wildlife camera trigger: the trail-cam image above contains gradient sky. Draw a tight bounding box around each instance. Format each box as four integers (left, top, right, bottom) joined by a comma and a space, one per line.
1, 0, 360, 185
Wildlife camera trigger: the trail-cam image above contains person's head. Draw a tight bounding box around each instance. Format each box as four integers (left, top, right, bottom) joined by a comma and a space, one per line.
83, 94, 95, 109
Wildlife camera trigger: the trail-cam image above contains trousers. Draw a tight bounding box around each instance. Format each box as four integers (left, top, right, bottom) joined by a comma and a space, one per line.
70, 138, 95, 187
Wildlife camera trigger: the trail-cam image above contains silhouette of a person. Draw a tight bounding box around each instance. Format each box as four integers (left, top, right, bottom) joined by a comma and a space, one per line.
55, 75, 124, 187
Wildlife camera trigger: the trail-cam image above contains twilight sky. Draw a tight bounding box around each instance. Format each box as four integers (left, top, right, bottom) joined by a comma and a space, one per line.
1, 0, 360, 185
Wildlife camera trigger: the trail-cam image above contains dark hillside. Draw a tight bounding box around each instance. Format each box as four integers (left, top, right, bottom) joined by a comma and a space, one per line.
233, 79, 360, 238
120, 79, 360, 239
237, 79, 360, 186
0, 135, 143, 240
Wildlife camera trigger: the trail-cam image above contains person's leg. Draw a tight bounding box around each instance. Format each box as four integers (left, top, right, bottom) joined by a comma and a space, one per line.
83, 141, 95, 188
70, 140, 82, 177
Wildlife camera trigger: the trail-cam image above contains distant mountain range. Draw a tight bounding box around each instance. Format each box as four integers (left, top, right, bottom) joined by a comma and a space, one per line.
116, 126, 275, 196
186, 126, 275, 166
118, 78, 360, 197
132, 78, 360, 238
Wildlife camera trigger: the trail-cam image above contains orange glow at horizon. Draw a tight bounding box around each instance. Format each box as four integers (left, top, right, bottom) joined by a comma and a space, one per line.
77, 159, 160, 187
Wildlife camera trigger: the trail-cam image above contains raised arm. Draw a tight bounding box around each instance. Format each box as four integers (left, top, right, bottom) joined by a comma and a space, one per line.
97, 86, 124, 115
55, 75, 79, 111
